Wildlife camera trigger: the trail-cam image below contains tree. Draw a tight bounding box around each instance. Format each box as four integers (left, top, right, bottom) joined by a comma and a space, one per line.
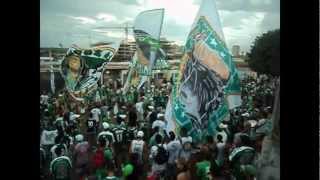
247, 29, 280, 76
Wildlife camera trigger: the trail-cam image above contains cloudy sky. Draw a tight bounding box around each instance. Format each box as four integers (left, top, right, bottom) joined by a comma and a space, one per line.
40, 0, 279, 53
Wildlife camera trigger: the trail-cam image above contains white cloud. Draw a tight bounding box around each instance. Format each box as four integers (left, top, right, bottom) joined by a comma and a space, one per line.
143, 0, 200, 26
222, 12, 265, 52
69, 16, 96, 24
96, 13, 117, 22
93, 29, 134, 40
41, 0, 279, 52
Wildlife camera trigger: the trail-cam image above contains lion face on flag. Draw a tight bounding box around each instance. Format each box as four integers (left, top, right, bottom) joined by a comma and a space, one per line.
179, 40, 230, 132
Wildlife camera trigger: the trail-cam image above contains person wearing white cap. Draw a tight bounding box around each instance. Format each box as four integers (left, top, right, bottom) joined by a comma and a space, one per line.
214, 123, 228, 144
90, 106, 102, 127
73, 134, 90, 180
135, 97, 144, 122
177, 136, 193, 162
152, 113, 166, 132
54, 117, 65, 131
40, 93, 49, 106
97, 122, 115, 147
68, 113, 80, 135
166, 131, 182, 178
215, 134, 226, 168
129, 130, 147, 165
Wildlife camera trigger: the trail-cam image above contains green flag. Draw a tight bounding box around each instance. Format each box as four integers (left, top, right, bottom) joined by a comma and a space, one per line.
165, 0, 242, 143
133, 8, 165, 89
60, 42, 120, 102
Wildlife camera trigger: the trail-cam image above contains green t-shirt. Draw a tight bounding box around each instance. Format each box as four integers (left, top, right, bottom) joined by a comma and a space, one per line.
50, 156, 72, 180
196, 160, 211, 180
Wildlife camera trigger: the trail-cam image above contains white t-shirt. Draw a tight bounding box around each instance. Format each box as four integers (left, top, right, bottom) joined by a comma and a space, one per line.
216, 142, 226, 166
97, 131, 115, 144
135, 102, 144, 114
152, 120, 165, 130
113, 103, 119, 115
131, 139, 145, 162
91, 108, 101, 122
215, 130, 227, 144
100, 106, 109, 116
40, 130, 58, 145
150, 144, 168, 173
40, 95, 49, 105
167, 140, 182, 164
131, 140, 145, 154
150, 144, 168, 161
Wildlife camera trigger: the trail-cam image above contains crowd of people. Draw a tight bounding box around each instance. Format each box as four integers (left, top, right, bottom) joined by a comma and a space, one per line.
40, 74, 279, 180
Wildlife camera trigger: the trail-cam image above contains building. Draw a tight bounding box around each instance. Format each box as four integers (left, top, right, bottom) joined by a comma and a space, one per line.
232, 45, 240, 57
40, 38, 184, 92
233, 57, 257, 79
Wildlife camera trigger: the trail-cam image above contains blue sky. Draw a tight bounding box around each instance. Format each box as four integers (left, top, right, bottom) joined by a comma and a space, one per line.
40, 0, 279, 52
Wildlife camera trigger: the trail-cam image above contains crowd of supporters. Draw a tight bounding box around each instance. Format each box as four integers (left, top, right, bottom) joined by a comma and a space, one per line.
40, 74, 279, 180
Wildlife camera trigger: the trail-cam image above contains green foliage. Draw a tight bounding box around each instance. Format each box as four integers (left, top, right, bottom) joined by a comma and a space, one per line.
247, 29, 280, 76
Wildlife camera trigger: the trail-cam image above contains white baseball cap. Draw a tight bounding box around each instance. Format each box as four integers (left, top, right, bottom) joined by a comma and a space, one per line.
56, 117, 63, 121
119, 114, 127, 119
157, 113, 164, 118
70, 114, 80, 120
247, 120, 257, 128
102, 122, 110, 129
137, 131, 144, 138
219, 123, 228, 129
181, 136, 192, 145
75, 134, 84, 142
241, 112, 250, 117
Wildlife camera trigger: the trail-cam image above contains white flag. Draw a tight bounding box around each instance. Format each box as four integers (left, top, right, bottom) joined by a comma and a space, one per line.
50, 65, 55, 94
133, 9, 165, 89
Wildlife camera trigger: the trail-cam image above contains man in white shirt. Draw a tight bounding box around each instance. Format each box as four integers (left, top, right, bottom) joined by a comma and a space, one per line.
135, 97, 144, 122
152, 113, 166, 133
216, 134, 226, 167
91, 107, 102, 129
40, 94, 49, 105
166, 131, 182, 178
97, 122, 115, 147
91, 107, 101, 122
129, 131, 147, 165
149, 134, 168, 176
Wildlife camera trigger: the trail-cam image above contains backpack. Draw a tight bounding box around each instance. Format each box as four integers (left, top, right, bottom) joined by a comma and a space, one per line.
93, 148, 105, 168
154, 145, 169, 165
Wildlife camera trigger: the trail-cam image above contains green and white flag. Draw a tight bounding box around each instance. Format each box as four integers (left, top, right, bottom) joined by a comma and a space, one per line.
165, 0, 242, 143
60, 42, 120, 102
133, 8, 165, 89
50, 65, 55, 94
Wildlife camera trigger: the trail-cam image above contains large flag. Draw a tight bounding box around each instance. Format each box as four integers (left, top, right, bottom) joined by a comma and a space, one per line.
60, 42, 120, 102
165, 0, 242, 142
133, 8, 165, 89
